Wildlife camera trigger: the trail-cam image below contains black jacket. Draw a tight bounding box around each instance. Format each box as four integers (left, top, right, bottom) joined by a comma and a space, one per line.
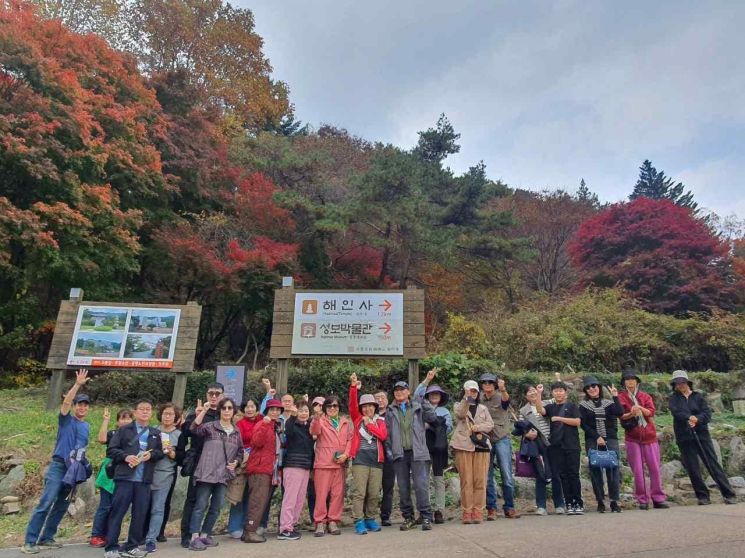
668, 390, 712, 443
579, 396, 624, 441
282, 416, 314, 470
176, 408, 220, 466
107, 422, 164, 483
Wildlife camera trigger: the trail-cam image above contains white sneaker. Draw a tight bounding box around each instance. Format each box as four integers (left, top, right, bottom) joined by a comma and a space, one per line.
105, 551, 121, 558
535, 507, 547, 516
229, 530, 243, 539
554, 507, 566, 515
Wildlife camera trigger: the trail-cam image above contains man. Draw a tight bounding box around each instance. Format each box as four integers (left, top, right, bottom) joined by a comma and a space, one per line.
479, 373, 520, 519
384, 378, 438, 531
22, 369, 91, 555
104, 399, 163, 558
668, 370, 737, 506
176, 382, 224, 547
375, 390, 395, 526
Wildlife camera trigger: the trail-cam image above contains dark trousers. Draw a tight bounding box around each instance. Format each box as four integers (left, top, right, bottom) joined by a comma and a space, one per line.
586, 438, 621, 503
180, 477, 198, 543
393, 450, 432, 520
105, 480, 150, 552
307, 477, 316, 522
431, 449, 448, 476
91, 488, 114, 537
245, 474, 272, 533
548, 446, 583, 508
678, 437, 735, 501
380, 458, 395, 520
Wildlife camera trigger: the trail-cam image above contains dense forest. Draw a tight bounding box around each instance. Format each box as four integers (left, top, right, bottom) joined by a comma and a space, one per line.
1, 0, 744, 382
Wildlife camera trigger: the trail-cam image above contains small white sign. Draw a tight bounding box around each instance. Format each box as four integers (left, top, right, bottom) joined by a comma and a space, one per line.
291, 293, 404, 355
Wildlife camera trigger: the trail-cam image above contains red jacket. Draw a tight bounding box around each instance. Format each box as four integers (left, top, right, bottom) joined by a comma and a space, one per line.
236, 415, 261, 449
246, 418, 279, 475
618, 389, 658, 445
348, 384, 387, 463
309, 413, 353, 469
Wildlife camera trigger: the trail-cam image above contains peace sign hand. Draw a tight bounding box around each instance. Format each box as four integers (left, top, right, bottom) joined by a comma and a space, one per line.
102, 407, 111, 421
426, 368, 438, 383
195, 399, 204, 414
609, 384, 618, 397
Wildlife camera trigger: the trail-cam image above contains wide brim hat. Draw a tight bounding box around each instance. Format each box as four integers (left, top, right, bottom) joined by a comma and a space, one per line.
358, 393, 379, 412
670, 370, 693, 389
425, 384, 449, 406
264, 398, 283, 410
620, 369, 641, 386
582, 376, 601, 391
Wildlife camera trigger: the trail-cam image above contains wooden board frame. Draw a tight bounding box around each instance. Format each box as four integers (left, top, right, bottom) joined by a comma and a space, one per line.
45, 293, 201, 409
269, 286, 425, 392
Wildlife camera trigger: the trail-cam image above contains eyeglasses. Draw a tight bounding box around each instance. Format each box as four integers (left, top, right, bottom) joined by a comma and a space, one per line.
221, 406, 234, 411
207, 391, 222, 397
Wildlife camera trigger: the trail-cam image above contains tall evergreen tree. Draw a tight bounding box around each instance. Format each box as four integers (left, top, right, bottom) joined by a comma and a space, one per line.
630, 160, 698, 212
576, 178, 600, 208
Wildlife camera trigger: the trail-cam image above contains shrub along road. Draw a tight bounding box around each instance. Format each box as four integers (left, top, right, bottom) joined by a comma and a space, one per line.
4, 504, 745, 558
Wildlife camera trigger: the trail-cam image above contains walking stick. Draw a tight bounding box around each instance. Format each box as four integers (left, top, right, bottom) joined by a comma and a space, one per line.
689, 425, 717, 478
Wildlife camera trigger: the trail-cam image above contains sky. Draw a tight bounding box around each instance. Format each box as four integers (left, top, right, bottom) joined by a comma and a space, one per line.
241, 0, 745, 218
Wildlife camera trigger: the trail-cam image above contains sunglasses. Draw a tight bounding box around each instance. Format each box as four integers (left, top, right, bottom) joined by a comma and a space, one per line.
221, 406, 234, 411
207, 391, 223, 397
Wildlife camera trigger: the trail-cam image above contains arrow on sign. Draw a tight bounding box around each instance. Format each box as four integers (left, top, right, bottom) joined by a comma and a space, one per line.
379, 323, 392, 335
379, 299, 393, 312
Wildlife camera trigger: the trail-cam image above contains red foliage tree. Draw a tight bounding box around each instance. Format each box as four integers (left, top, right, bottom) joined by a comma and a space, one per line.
569, 198, 742, 314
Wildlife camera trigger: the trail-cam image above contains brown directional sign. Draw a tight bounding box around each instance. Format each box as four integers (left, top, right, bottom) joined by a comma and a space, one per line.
270, 288, 425, 359
47, 300, 202, 373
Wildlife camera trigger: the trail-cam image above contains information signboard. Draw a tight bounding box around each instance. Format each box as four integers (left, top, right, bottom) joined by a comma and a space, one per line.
66, 305, 181, 368
291, 292, 404, 356
216, 364, 247, 403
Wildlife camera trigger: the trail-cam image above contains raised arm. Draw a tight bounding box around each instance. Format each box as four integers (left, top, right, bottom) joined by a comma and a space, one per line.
98, 407, 111, 444
61, 369, 89, 416
348, 374, 361, 423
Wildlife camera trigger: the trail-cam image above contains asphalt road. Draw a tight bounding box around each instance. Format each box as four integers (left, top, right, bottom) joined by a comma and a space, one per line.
4, 504, 745, 558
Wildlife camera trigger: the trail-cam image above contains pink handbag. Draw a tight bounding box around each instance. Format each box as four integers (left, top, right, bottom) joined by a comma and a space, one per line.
515, 455, 537, 478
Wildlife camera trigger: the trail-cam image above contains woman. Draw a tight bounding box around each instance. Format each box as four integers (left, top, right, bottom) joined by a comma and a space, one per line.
518, 385, 564, 515
537, 382, 584, 515
414, 369, 452, 524
226, 399, 262, 539
348, 374, 388, 535
668, 370, 737, 505
618, 369, 668, 510
188, 398, 242, 551
145, 403, 182, 552
242, 398, 283, 543
310, 395, 353, 536
278, 399, 315, 540
579, 376, 624, 513
451, 380, 494, 524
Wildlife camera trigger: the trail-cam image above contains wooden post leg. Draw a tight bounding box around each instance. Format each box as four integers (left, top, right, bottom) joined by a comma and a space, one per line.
173, 372, 187, 409
408, 359, 419, 391
46, 369, 65, 411
276, 359, 289, 395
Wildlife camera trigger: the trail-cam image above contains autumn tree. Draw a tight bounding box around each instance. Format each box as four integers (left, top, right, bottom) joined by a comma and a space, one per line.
127, 0, 289, 129
570, 198, 741, 314
630, 159, 697, 211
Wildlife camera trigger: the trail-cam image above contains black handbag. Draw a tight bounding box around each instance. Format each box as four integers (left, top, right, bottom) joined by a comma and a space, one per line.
180, 449, 197, 477
467, 412, 490, 449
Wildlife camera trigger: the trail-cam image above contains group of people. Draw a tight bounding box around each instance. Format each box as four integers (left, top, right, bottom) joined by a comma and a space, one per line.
21, 366, 738, 557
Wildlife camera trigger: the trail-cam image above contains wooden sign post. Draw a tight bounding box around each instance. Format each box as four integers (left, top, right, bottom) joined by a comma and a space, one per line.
269, 285, 425, 394
46, 293, 202, 409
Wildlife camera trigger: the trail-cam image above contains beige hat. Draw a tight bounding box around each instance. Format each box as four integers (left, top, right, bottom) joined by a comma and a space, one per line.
463, 380, 479, 391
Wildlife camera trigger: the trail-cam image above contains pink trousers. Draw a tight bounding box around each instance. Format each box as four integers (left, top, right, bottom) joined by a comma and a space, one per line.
313, 468, 345, 524
625, 439, 666, 505
279, 467, 310, 533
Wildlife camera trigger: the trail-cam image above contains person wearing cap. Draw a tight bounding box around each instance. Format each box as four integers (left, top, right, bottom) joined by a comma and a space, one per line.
478, 372, 519, 519
243, 398, 284, 543
373, 390, 395, 526
414, 369, 453, 524
668, 370, 737, 506
518, 384, 565, 515
278, 398, 315, 541
579, 376, 624, 513
617, 369, 668, 510
536, 382, 584, 515
348, 374, 388, 535
310, 394, 353, 536
384, 373, 439, 531
22, 369, 92, 555
452, 379, 494, 524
